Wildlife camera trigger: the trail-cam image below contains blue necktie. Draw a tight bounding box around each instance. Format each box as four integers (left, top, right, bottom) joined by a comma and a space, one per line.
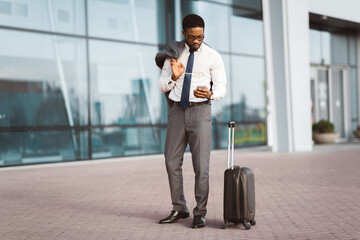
180, 49, 194, 110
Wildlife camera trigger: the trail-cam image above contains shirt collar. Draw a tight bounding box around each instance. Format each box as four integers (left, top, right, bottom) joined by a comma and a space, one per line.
184, 42, 203, 53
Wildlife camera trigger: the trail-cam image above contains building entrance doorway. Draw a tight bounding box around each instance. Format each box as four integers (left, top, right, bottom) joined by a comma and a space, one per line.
310, 65, 350, 139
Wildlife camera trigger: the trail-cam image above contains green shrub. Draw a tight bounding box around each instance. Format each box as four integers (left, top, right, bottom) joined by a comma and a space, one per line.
312, 120, 334, 133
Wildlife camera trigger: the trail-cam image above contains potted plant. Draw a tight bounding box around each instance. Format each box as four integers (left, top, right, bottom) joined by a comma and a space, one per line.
354, 125, 360, 139
312, 120, 339, 144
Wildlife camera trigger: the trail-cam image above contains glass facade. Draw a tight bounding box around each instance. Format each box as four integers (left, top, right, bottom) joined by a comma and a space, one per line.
0, 0, 266, 166
309, 29, 358, 137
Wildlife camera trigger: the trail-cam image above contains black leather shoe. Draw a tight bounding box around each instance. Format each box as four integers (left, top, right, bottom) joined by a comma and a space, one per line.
159, 210, 190, 224
191, 215, 206, 229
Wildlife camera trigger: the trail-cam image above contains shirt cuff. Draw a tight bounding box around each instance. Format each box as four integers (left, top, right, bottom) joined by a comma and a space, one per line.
167, 77, 175, 86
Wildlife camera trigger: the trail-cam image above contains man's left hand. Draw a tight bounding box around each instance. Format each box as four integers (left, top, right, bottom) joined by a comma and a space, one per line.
194, 86, 212, 99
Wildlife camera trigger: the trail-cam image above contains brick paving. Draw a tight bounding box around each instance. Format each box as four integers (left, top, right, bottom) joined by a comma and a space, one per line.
0, 145, 360, 240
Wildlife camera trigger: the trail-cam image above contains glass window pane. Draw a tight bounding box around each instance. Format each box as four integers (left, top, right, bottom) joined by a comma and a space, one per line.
0, 130, 88, 166
331, 33, 348, 64
309, 29, 321, 64
89, 40, 161, 125
0, 0, 85, 35
232, 0, 262, 11
212, 122, 266, 149
212, 53, 231, 123
205, 0, 230, 4
231, 56, 266, 122
350, 67, 358, 120
0, 29, 88, 127
321, 31, 331, 64
92, 127, 163, 158
186, 1, 230, 52
231, 15, 264, 56
88, 0, 162, 44
205, 0, 262, 11
349, 34, 356, 66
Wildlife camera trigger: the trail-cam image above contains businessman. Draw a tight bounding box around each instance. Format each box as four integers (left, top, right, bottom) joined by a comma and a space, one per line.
157, 14, 226, 229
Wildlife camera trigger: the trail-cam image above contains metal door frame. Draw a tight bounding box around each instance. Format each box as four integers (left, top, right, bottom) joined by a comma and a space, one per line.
311, 64, 351, 140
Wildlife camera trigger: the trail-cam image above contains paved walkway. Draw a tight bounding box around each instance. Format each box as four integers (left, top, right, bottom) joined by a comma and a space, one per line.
1, 144, 360, 240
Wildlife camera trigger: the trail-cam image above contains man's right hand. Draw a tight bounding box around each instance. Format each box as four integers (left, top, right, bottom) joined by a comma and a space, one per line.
170, 59, 184, 81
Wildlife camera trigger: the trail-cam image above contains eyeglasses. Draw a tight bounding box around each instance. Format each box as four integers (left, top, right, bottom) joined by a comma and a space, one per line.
185, 33, 205, 42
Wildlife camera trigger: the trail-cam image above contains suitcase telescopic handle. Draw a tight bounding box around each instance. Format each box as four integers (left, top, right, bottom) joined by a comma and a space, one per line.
227, 121, 235, 169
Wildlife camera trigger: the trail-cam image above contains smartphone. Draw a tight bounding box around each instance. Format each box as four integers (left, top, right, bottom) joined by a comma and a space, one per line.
196, 85, 206, 90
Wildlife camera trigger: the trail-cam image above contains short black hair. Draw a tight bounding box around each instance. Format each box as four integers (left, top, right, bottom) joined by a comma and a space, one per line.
182, 14, 205, 31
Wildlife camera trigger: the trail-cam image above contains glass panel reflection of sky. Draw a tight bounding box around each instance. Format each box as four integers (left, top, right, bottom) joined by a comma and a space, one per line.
0, 0, 268, 166
89, 40, 161, 125
231, 16, 264, 56
350, 68, 358, 120
0, 0, 85, 35
231, 56, 265, 122
0, 29, 88, 127
186, 1, 264, 56
88, 0, 160, 44
349, 35, 356, 65
331, 33, 348, 65
309, 30, 321, 64
212, 53, 231, 122
190, 1, 230, 52
184, 0, 266, 122
309, 29, 331, 65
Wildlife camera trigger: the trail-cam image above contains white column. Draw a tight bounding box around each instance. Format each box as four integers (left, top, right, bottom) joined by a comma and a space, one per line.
262, 0, 277, 149
263, 0, 312, 152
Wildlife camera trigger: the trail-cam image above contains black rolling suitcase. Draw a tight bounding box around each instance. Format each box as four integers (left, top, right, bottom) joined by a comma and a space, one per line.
221, 121, 256, 230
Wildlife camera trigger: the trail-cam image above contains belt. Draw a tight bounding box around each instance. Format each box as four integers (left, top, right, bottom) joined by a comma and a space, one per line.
174, 100, 211, 107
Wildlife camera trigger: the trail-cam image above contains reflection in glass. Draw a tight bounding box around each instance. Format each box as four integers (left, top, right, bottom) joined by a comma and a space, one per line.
0, 130, 88, 166
317, 70, 329, 120
0, 0, 268, 166
321, 31, 331, 64
0, 29, 88, 127
309, 29, 330, 64
231, 12, 264, 55
231, 56, 266, 122
350, 68, 358, 120
331, 33, 348, 64
0, 0, 85, 35
330, 69, 345, 137
192, 0, 262, 11
89, 40, 161, 125
184, 1, 230, 52
232, 0, 262, 11
92, 127, 164, 158
88, 0, 162, 44
212, 53, 231, 123
309, 30, 321, 64
213, 122, 266, 149
349, 35, 356, 65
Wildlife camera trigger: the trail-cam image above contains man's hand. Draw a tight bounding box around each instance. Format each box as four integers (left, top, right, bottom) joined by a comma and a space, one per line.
170, 59, 184, 80
194, 86, 212, 99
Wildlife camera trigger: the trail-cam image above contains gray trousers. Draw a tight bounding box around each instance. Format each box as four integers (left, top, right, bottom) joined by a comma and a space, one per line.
164, 102, 212, 217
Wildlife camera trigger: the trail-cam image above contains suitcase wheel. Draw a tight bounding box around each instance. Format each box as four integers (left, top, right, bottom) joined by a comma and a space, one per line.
221, 221, 229, 229
250, 219, 256, 226
243, 221, 251, 230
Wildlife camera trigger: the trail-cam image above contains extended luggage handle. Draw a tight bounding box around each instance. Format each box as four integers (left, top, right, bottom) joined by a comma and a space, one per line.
227, 121, 235, 169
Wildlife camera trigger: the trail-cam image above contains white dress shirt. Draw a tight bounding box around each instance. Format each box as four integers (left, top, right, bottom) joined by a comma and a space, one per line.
159, 43, 226, 102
